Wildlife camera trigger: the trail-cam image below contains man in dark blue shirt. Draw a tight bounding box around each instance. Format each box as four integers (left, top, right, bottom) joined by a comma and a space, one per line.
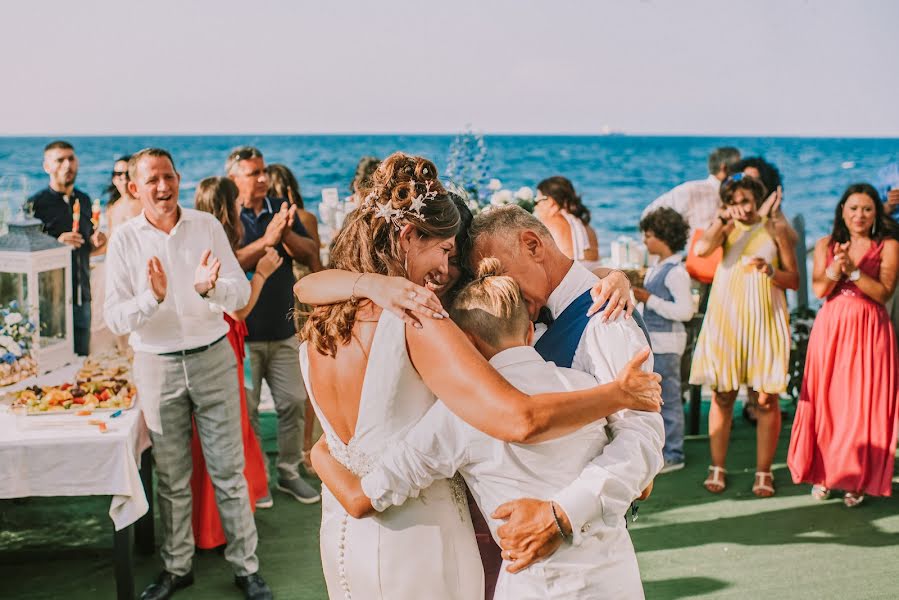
26, 140, 107, 356
229, 146, 322, 507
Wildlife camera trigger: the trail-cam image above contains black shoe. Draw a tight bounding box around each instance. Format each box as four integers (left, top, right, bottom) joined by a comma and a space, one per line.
235, 573, 274, 600
140, 570, 194, 600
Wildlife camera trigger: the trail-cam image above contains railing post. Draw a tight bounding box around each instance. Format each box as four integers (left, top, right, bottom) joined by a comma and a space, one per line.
793, 214, 809, 309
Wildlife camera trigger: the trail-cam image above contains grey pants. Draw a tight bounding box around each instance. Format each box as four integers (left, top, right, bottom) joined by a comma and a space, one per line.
246, 336, 306, 482
133, 338, 259, 577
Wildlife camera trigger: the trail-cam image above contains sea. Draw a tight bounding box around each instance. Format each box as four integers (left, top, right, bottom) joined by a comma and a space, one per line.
1, 134, 898, 246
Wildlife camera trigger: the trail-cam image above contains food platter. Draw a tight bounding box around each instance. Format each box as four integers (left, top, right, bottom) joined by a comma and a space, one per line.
6, 352, 135, 415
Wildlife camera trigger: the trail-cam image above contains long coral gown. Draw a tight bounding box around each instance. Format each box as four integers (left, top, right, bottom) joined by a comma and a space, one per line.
190, 314, 270, 549
788, 241, 899, 496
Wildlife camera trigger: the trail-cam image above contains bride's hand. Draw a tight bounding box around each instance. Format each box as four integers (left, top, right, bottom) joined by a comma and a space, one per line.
614, 347, 662, 412
360, 274, 448, 327
588, 270, 635, 322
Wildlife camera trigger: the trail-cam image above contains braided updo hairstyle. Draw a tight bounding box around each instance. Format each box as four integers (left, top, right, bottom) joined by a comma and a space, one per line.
302, 152, 461, 357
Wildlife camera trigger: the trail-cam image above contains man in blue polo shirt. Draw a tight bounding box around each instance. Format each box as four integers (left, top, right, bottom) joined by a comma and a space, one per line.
228, 147, 322, 507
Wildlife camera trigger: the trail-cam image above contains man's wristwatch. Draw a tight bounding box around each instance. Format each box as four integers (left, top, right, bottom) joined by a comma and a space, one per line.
848, 269, 861, 282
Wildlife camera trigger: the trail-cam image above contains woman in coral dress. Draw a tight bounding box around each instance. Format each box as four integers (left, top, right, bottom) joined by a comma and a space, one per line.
788, 183, 899, 507
190, 177, 283, 548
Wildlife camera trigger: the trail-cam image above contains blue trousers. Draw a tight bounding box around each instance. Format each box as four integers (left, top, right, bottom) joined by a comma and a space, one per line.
654, 352, 684, 462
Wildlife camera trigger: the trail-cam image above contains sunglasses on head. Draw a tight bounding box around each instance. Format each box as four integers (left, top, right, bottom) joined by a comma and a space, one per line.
723, 173, 746, 186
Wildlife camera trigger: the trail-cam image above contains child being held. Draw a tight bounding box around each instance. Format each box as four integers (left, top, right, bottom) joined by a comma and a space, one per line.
312, 258, 659, 600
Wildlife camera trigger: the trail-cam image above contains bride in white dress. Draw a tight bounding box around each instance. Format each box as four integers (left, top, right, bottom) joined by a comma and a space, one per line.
299, 153, 660, 599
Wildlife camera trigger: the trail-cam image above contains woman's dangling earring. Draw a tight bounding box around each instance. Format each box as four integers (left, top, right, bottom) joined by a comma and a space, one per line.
872, 221, 877, 236
403, 252, 409, 275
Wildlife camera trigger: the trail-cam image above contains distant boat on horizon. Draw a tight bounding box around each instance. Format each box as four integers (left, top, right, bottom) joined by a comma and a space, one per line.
599, 124, 625, 136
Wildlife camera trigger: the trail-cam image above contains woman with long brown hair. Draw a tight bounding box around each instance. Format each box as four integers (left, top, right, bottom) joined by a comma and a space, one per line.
535, 176, 601, 269
300, 152, 661, 599
788, 183, 899, 507
189, 176, 281, 548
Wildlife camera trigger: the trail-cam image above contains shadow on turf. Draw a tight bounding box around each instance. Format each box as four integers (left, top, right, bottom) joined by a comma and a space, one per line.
643, 576, 729, 599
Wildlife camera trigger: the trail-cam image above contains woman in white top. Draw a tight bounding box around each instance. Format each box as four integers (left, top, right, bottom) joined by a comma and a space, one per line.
535, 176, 602, 271
297, 153, 661, 599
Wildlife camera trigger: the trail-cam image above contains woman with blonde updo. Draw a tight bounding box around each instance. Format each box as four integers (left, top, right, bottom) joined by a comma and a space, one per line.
299, 152, 662, 599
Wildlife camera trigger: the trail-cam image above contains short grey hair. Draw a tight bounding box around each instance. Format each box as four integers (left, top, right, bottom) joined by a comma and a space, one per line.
225, 146, 264, 175
708, 146, 741, 175
470, 205, 553, 249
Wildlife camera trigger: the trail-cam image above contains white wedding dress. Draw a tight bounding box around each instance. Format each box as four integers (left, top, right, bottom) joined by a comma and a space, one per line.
299, 311, 484, 600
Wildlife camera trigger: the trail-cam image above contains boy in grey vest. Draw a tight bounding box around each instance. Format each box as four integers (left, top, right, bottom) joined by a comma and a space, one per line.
635, 207, 696, 472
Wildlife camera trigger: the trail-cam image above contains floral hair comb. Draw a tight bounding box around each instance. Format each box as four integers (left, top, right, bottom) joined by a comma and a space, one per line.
364, 180, 438, 230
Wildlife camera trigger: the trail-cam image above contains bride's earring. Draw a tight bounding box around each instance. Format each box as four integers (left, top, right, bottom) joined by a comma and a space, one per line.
403, 252, 409, 275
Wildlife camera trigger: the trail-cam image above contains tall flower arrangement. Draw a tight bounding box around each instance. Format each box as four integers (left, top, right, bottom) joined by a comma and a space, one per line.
445, 129, 535, 214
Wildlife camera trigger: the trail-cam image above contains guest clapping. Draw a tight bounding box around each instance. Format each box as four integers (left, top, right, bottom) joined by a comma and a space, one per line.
788, 183, 899, 507
690, 175, 798, 497
534, 176, 601, 269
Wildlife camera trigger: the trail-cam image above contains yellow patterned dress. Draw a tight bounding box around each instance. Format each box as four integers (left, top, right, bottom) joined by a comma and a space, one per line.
689, 218, 790, 394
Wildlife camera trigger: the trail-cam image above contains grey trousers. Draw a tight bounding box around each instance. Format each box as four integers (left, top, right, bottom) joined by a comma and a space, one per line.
246, 336, 306, 481
133, 338, 259, 577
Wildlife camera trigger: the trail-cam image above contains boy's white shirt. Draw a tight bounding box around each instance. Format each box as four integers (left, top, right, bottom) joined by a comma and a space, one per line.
361, 345, 644, 597
638, 253, 696, 355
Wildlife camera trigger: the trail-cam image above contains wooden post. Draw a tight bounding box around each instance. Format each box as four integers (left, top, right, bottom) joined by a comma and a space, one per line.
793, 214, 809, 309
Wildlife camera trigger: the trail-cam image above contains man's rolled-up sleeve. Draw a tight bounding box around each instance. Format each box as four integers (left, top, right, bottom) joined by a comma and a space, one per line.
551, 317, 665, 544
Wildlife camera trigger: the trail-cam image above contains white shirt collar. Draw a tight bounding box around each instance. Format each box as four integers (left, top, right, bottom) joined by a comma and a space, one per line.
545, 261, 599, 319
656, 253, 683, 266
488, 345, 546, 371
706, 174, 722, 187
134, 206, 193, 234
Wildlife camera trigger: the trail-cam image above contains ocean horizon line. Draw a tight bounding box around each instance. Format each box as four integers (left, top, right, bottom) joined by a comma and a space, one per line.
2, 132, 899, 141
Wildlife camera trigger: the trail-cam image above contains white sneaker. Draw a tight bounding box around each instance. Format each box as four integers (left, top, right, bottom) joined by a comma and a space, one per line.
255, 493, 274, 509
659, 460, 685, 474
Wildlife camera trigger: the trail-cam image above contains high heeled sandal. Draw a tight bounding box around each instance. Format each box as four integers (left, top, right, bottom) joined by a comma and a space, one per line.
703, 466, 727, 493
811, 484, 831, 501
752, 471, 775, 497
843, 492, 865, 508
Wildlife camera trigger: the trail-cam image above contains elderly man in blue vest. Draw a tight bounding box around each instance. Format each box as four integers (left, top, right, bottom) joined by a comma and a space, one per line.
470, 205, 665, 579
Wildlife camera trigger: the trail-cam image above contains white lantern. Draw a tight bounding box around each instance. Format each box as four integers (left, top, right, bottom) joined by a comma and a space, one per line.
0, 217, 76, 375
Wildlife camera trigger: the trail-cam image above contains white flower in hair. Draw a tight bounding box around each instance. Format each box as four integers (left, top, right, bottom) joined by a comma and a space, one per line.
374, 202, 399, 221
410, 194, 427, 213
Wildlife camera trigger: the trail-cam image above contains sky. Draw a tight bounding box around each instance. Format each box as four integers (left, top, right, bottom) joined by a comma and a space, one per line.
1, 0, 896, 137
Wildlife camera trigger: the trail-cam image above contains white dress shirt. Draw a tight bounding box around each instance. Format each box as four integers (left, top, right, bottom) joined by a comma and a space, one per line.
641, 174, 722, 235
537, 262, 665, 544
104, 208, 250, 354
639, 254, 695, 355
362, 346, 644, 599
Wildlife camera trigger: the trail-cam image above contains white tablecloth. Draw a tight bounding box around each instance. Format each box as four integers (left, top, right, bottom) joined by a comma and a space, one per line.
0, 362, 151, 531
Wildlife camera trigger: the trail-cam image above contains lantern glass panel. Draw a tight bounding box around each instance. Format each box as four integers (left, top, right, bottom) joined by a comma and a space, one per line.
38, 268, 66, 345
0, 272, 27, 308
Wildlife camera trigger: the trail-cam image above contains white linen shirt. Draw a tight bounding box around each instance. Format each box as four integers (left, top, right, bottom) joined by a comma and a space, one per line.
538, 262, 665, 544
362, 346, 644, 597
639, 254, 695, 355
104, 208, 250, 354
641, 174, 722, 235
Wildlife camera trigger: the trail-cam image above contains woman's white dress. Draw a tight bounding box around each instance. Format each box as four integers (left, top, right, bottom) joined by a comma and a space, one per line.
299, 311, 484, 599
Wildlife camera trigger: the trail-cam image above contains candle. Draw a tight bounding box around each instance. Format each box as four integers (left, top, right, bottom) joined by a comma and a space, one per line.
72, 198, 81, 233
91, 198, 101, 228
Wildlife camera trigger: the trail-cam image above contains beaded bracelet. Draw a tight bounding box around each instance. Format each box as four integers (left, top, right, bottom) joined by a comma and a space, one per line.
550, 501, 569, 541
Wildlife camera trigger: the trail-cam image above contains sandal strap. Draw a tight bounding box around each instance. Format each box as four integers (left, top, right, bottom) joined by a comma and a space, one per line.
708, 465, 727, 474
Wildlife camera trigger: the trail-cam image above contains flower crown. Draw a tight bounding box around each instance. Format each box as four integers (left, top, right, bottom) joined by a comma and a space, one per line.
362, 179, 439, 230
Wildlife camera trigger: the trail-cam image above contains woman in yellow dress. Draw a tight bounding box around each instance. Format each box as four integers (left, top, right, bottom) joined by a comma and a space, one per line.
690, 174, 799, 496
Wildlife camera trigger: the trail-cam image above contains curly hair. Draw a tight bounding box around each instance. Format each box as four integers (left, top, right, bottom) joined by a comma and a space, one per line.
639, 207, 689, 253
194, 177, 242, 251
720, 175, 767, 208
302, 152, 461, 357
536, 176, 591, 225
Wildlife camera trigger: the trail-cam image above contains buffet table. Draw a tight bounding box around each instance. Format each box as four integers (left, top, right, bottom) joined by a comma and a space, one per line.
0, 360, 154, 600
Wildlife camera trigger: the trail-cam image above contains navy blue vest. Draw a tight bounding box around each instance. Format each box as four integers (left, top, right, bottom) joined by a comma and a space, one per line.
642, 261, 678, 333
534, 290, 652, 368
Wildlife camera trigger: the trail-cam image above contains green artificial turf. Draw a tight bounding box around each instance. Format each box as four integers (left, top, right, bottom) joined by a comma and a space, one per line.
2, 407, 897, 599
